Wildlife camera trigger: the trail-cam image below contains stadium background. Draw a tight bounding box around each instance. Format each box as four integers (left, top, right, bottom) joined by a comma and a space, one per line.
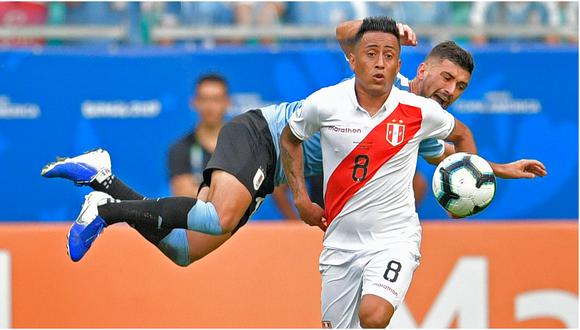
0, 1, 577, 328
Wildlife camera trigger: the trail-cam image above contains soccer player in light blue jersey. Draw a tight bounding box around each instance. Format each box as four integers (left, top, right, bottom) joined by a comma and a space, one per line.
42, 20, 546, 267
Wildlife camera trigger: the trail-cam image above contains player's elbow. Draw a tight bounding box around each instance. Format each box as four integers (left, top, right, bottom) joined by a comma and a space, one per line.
448, 120, 477, 154
280, 125, 303, 152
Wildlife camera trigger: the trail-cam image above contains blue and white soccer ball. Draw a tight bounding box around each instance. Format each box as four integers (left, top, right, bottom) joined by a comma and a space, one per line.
432, 152, 496, 218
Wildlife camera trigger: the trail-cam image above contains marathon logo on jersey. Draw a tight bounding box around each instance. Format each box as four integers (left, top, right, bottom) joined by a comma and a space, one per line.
328, 126, 362, 134
386, 120, 405, 146
253, 167, 265, 191
322, 321, 333, 328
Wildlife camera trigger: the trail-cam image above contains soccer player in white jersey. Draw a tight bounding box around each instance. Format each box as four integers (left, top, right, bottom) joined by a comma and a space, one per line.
280, 16, 479, 328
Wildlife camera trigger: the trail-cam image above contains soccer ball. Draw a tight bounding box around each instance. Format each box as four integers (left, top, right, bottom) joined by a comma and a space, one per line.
432, 152, 496, 218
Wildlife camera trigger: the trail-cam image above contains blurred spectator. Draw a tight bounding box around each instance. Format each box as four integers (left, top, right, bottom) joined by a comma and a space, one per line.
147, 2, 235, 45
235, 2, 285, 44
368, 1, 453, 42
63, 2, 140, 46
168, 74, 230, 197
559, 1, 578, 43
0, 2, 47, 46
285, 2, 356, 26
470, 2, 560, 44
451, 2, 473, 25
170, 2, 235, 26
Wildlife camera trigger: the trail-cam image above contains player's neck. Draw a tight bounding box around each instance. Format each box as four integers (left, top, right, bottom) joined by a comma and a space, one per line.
354, 84, 390, 116
197, 122, 221, 135
195, 123, 221, 152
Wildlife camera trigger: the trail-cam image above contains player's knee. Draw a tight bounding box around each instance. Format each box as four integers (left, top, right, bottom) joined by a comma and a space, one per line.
158, 229, 192, 267
358, 301, 393, 328
162, 247, 192, 267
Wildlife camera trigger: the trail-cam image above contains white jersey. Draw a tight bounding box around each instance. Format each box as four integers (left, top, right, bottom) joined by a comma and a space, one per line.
288, 78, 455, 250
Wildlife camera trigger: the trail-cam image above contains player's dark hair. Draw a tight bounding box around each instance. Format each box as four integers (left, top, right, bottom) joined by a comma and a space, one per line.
427, 41, 474, 74
351, 16, 400, 49
196, 73, 229, 93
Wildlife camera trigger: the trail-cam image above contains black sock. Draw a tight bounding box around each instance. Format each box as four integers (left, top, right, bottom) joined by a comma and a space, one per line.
89, 175, 145, 200
89, 175, 178, 245
98, 197, 196, 230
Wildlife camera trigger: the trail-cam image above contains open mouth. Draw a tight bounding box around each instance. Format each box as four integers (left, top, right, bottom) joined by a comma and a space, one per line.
373, 73, 385, 80
432, 94, 449, 107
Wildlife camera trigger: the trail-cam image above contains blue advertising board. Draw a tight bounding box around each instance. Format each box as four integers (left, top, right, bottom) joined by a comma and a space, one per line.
0, 44, 577, 222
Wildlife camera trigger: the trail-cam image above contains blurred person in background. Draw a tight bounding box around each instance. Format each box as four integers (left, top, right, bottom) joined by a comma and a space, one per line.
143, 2, 235, 45
285, 2, 356, 26
0, 1, 47, 45
235, 2, 285, 44
385, 2, 455, 43
168, 73, 230, 198
470, 2, 561, 44
559, 1, 578, 44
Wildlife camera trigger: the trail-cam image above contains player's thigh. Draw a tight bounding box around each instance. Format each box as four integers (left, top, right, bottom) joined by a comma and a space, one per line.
185, 230, 232, 262
206, 169, 253, 229
360, 246, 420, 321
320, 249, 363, 328
203, 110, 276, 230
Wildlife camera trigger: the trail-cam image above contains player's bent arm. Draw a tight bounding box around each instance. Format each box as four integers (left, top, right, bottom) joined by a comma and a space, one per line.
336, 19, 362, 55
443, 118, 477, 154
336, 20, 417, 57
280, 125, 326, 230
426, 136, 548, 179
424, 143, 455, 166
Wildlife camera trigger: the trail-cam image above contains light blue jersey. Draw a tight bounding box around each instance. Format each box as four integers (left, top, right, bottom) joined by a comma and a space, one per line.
259, 74, 445, 186
260, 101, 322, 186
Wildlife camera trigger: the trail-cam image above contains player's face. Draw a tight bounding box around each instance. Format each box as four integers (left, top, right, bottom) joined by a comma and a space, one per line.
193, 81, 229, 127
416, 58, 471, 109
349, 31, 401, 97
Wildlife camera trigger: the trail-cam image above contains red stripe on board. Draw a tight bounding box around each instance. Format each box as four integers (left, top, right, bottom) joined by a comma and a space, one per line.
324, 104, 423, 225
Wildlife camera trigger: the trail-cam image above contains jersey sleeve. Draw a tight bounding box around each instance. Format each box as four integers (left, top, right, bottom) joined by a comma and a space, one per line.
418, 138, 445, 158
287, 93, 322, 141
420, 99, 456, 140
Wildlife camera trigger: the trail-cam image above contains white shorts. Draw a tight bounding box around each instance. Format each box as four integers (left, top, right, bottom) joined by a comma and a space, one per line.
320, 244, 421, 328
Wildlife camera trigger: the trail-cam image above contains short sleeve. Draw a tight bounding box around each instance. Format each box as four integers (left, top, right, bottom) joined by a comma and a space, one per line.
420, 99, 455, 141
288, 93, 322, 141
418, 138, 445, 158
168, 142, 191, 179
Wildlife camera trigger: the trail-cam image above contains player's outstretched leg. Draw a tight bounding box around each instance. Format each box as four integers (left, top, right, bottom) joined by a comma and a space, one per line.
68, 191, 113, 262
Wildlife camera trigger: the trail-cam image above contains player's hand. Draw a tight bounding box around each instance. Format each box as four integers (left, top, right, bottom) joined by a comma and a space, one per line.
496, 159, 547, 179
297, 202, 327, 231
397, 22, 417, 46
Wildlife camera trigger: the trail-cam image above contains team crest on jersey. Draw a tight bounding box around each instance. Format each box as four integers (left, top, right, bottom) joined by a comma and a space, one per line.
386, 120, 405, 146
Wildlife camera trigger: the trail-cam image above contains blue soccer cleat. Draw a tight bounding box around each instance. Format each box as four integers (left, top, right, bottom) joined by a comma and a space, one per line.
67, 191, 113, 262
41, 148, 112, 186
